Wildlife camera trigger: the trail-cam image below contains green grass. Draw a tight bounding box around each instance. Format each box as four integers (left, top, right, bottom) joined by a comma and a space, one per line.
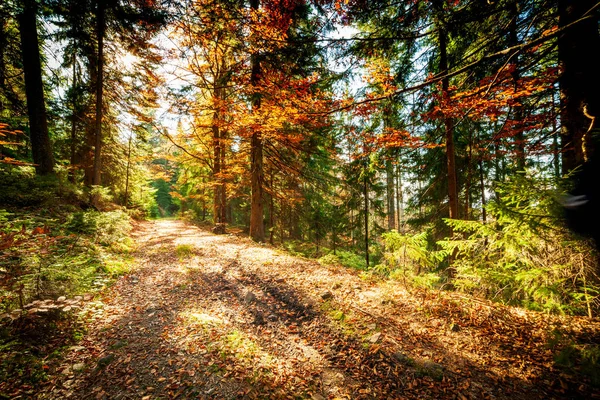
176, 244, 195, 259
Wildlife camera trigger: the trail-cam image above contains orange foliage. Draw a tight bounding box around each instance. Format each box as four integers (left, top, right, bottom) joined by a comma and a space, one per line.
0, 122, 31, 166
422, 64, 558, 155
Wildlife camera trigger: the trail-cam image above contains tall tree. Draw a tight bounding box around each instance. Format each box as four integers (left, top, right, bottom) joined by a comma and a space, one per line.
249, 0, 265, 241
558, 0, 600, 174
92, 0, 105, 186
18, 0, 54, 175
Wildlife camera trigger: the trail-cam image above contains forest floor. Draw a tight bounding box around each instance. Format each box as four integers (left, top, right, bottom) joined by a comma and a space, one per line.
31, 219, 600, 399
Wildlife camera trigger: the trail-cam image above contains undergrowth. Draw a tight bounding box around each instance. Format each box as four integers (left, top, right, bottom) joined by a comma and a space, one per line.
0, 204, 135, 397
0, 208, 134, 314
380, 174, 600, 317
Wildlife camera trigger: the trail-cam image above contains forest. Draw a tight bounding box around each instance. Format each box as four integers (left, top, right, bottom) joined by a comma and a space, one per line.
1, 0, 600, 399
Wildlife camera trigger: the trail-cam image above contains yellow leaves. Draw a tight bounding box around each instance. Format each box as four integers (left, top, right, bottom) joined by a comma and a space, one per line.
362, 58, 398, 97
169, 191, 185, 200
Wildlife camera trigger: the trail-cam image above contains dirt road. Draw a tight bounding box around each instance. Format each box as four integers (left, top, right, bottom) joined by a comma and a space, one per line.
43, 219, 598, 399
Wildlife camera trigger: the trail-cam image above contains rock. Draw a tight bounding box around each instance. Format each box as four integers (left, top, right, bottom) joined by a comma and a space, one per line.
393, 352, 414, 365
24, 301, 39, 309
252, 313, 265, 325
97, 354, 115, 368
369, 332, 382, 343
321, 291, 333, 300
62, 306, 72, 312
57, 296, 67, 303
421, 360, 444, 380
110, 340, 128, 350
69, 346, 86, 352
244, 291, 256, 304
212, 223, 227, 234
72, 363, 85, 372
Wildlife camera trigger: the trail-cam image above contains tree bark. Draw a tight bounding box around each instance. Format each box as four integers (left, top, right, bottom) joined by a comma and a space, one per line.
124, 134, 132, 207
92, 0, 105, 186
212, 114, 223, 223
249, 0, 265, 242
386, 155, 396, 230
479, 159, 487, 223
69, 56, 78, 183
18, 0, 54, 175
396, 162, 403, 231
510, 1, 526, 171
363, 169, 369, 268
269, 170, 274, 245
558, 0, 600, 173
212, 74, 228, 224
83, 52, 97, 186
439, 20, 458, 220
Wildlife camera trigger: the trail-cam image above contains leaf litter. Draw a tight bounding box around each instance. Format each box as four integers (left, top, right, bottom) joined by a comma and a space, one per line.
32, 219, 600, 399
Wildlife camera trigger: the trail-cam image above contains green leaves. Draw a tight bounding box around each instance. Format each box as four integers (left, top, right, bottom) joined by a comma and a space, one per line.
441, 173, 599, 315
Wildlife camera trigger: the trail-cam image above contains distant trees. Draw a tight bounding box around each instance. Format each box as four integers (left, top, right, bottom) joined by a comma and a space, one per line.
169, 0, 333, 241
1, 0, 598, 290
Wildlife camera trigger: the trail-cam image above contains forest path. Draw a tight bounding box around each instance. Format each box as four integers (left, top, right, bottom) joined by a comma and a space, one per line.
44, 219, 597, 399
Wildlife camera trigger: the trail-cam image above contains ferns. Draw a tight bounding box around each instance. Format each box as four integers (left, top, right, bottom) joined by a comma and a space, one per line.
381, 173, 600, 315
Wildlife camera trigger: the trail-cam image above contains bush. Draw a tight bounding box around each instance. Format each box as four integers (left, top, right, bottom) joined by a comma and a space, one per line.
336, 250, 367, 270
66, 210, 131, 245
439, 173, 600, 315
0, 209, 133, 314
380, 230, 444, 288
0, 167, 85, 208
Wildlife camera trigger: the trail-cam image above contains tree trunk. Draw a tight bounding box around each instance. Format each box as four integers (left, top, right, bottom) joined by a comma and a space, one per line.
396, 154, 403, 231
212, 79, 228, 224
124, 134, 132, 207
92, 0, 105, 186
552, 90, 561, 178
386, 155, 396, 230
249, 0, 265, 242
510, 1, 526, 171
439, 21, 458, 220
69, 55, 78, 183
212, 115, 223, 223
558, 0, 600, 173
18, 0, 54, 175
363, 170, 369, 268
83, 53, 97, 186
220, 131, 227, 223
479, 159, 487, 223
269, 170, 274, 245
465, 130, 473, 219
